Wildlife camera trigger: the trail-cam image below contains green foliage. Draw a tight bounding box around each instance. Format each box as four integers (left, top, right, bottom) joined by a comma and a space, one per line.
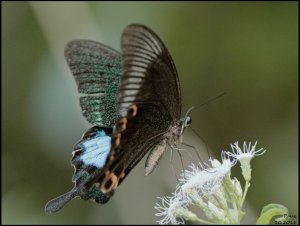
256, 203, 288, 224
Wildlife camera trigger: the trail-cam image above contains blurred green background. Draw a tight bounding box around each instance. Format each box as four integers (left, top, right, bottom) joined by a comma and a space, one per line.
2, 1, 298, 224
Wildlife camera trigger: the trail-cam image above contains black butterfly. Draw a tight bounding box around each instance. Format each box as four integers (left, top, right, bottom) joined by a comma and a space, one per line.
45, 24, 192, 214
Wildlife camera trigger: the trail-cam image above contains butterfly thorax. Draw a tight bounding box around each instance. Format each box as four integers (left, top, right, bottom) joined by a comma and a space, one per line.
168, 115, 192, 145
144, 117, 190, 176
165, 121, 183, 147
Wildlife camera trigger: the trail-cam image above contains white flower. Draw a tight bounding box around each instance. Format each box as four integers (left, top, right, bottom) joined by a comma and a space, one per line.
226, 141, 266, 181
178, 156, 234, 202
228, 141, 266, 160
155, 193, 190, 225
154, 141, 266, 225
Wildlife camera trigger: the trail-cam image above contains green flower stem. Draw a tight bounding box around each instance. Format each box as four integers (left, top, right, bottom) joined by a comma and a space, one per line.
223, 179, 239, 223
193, 216, 216, 225
234, 202, 240, 223
240, 181, 250, 209
233, 181, 250, 223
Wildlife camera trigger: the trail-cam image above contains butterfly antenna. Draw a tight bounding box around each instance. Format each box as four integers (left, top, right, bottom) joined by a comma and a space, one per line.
186, 92, 226, 117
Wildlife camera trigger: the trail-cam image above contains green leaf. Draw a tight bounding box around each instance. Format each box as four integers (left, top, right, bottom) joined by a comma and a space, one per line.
256, 203, 288, 225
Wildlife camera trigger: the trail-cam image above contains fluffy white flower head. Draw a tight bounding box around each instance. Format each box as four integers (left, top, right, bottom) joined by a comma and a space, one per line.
155, 193, 190, 225
179, 156, 233, 201
154, 141, 267, 225
226, 141, 266, 181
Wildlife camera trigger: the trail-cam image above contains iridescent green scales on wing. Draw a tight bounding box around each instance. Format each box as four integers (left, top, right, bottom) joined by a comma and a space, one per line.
80, 92, 119, 127
73, 166, 110, 204
82, 186, 110, 204
65, 40, 121, 127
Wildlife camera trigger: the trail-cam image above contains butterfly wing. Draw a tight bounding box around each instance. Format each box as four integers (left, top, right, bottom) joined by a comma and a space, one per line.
119, 24, 181, 119
71, 126, 113, 203
65, 40, 121, 127
45, 126, 112, 214
45, 40, 121, 214
91, 24, 182, 194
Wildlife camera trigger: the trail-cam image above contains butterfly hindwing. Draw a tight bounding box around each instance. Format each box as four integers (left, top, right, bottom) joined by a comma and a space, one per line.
71, 126, 113, 201
45, 41, 122, 214
72, 126, 113, 178
45, 126, 112, 214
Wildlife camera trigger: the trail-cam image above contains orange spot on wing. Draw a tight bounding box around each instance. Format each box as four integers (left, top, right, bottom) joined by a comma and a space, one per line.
118, 117, 127, 131
101, 173, 118, 192
107, 154, 114, 162
113, 133, 121, 147
129, 104, 138, 117
119, 171, 125, 179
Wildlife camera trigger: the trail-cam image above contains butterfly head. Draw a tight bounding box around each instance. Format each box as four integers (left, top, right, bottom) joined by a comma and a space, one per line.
179, 106, 196, 136
184, 116, 192, 127
179, 115, 191, 135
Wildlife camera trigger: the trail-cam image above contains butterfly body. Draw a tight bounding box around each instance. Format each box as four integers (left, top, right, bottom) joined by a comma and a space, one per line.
144, 121, 183, 176
45, 24, 193, 214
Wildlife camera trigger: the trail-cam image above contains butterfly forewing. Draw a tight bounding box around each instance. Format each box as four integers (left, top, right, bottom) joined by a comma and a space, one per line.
96, 24, 182, 193
65, 40, 121, 127
119, 24, 181, 119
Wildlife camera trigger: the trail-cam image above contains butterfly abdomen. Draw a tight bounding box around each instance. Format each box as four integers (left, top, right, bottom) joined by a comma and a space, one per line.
145, 139, 167, 176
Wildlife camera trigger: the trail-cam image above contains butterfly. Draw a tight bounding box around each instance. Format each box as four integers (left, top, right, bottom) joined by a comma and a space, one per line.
45, 24, 193, 214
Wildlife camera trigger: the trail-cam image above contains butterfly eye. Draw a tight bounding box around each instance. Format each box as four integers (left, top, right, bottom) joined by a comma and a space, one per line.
186, 116, 192, 126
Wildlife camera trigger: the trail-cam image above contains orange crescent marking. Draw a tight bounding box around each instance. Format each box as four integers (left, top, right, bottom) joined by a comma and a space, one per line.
110, 174, 118, 189
118, 117, 127, 131
101, 173, 118, 192
119, 171, 126, 179
109, 154, 114, 161
98, 171, 110, 189
113, 133, 121, 147
129, 104, 138, 117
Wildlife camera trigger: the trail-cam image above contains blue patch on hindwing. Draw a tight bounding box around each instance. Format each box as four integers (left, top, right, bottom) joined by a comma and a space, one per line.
79, 129, 111, 168
96, 130, 106, 137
